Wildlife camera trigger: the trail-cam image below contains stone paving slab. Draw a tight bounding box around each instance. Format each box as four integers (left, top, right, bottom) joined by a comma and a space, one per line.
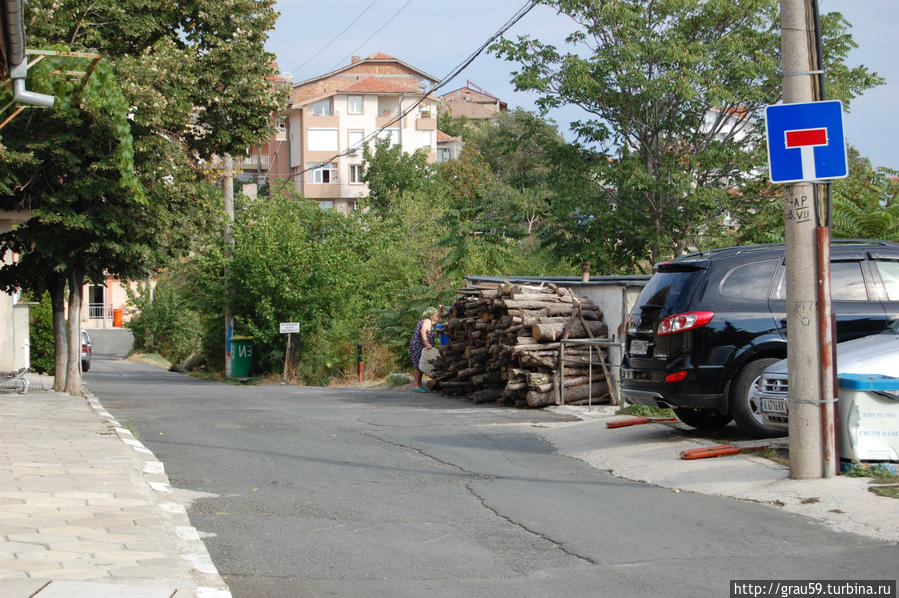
0, 380, 231, 597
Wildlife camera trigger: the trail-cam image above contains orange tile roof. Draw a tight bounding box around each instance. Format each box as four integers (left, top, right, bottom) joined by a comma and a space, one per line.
340, 77, 408, 93
366, 52, 398, 61
437, 130, 460, 143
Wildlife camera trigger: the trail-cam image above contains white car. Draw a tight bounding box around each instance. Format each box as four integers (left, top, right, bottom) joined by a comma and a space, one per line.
752, 319, 899, 432
81, 329, 92, 372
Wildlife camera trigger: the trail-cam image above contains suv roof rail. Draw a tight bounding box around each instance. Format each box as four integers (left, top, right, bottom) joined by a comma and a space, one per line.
672, 239, 899, 263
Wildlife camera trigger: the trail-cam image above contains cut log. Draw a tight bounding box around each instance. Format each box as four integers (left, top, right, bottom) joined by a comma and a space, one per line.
532, 320, 609, 342
525, 381, 609, 407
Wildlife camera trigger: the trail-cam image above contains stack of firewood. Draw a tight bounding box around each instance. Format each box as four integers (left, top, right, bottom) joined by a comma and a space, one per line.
429, 281, 612, 408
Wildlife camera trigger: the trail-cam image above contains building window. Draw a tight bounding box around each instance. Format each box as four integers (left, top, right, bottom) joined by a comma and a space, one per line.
437, 148, 452, 163
276, 116, 287, 134
421, 130, 434, 149
347, 95, 363, 114
347, 129, 364, 154
307, 162, 338, 184
311, 98, 332, 115
319, 200, 334, 210
308, 128, 338, 151
349, 164, 364, 184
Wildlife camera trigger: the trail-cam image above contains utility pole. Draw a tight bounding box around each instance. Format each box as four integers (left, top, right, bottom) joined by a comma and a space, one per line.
780, 0, 837, 479
224, 153, 234, 379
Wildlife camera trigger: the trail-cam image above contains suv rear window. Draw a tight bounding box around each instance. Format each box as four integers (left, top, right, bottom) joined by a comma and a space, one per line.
639, 267, 704, 310
719, 259, 778, 300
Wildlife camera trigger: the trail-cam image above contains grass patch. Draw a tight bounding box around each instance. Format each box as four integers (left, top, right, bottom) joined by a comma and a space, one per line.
127, 352, 171, 369
762, 447, 790, 466
844, 463, 899, 500
386, 372, 411, 387
844, 463, 899, 483
869, 486, 899, 499
868, 486, 899, 498
616, 404, 674, 418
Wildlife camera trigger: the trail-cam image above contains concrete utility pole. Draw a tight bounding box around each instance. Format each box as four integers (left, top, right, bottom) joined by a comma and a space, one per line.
780, 0, 837, 479
224, 153, 234, 379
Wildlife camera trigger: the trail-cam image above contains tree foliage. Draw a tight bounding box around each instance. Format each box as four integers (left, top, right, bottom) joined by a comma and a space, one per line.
362, 138, 435, 215
491, 0, 883, 268
832, 148, 899, 241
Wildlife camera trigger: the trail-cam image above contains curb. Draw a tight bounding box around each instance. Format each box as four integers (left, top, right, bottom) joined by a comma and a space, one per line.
82, 389, 232, 598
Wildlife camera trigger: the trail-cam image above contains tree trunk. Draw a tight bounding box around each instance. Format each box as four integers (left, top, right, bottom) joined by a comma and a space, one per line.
48, 273, 67, 392
64, 267, 84, 396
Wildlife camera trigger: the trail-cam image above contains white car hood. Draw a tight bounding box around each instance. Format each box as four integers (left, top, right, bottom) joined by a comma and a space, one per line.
766, 331, 899, 376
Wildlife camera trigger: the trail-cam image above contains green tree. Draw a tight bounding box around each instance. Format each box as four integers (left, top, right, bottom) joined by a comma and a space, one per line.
832, 148, 899, 240
196, 188, 365, 382
464, 109, 564, 234
730, 146, 899, 246
491, 0, 882, 268
0, 54, 145, 393
1, 0, 284, 393
362, 138, 435, 215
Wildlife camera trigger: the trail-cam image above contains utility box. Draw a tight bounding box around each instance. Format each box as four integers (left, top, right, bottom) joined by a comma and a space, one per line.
838, 374, 899, 463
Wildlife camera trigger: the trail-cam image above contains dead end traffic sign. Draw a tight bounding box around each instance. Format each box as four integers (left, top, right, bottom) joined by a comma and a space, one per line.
764, 100, 848, 184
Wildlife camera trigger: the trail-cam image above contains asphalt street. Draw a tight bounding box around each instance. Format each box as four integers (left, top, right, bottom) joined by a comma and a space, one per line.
83, 333, 899, 598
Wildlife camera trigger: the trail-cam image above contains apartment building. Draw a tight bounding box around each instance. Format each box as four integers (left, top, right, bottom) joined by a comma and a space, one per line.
439, 81, 507, 121
277, 53, 441, 214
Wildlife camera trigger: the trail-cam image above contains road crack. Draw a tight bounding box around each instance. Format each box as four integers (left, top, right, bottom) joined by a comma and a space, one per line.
465, 482, 599, 566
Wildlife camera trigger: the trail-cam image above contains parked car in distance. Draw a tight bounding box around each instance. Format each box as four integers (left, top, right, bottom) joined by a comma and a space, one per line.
754, 318, 899, 431
81, 329, 92, 372
620, 240, 899, 437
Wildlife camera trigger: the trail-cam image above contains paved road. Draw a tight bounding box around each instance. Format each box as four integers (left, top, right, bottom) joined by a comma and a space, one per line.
84, 344, 899, 598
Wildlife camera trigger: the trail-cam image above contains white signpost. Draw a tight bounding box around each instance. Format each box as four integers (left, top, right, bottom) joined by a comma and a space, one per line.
279, 323, 299, 381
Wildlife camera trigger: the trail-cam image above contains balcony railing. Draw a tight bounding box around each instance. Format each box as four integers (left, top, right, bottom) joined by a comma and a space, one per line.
234, 154, 271, 169
88, 303, 112, 319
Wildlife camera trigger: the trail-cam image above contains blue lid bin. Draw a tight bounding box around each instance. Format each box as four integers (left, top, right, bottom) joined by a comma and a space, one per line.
837, 374, 899, 463
434, 323, 449, 346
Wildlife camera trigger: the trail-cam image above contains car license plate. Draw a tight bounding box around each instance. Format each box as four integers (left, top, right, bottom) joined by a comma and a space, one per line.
760, 398, 788, 415
630, 339, 649, 356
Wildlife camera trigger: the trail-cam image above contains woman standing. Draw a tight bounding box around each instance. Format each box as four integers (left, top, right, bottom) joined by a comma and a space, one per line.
409, 307, 441, 392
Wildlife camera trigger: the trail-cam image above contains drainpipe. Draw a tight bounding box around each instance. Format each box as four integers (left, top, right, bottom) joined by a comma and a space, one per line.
5, 0, 54, 108
10, 67, 55, 107
397, 92, 405, 150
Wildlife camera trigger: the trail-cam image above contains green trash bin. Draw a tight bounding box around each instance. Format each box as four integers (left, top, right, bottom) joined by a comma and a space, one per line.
231, 335, 254, 378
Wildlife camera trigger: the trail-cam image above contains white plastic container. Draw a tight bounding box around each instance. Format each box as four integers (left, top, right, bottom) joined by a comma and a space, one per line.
838, 374, 899, 462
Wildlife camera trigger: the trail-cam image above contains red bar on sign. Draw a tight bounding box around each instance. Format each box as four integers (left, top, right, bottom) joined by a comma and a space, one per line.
785, 128, 827, 148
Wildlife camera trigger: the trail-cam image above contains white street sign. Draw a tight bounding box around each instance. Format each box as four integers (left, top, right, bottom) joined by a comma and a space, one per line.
279, 322, 300, 334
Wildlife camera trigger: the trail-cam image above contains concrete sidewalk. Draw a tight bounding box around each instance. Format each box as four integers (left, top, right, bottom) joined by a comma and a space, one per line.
0, 376, 230, 598
544, 405, 899, 543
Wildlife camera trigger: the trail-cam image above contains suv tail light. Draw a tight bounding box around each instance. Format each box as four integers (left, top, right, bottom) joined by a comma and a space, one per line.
657, 311, 714, 335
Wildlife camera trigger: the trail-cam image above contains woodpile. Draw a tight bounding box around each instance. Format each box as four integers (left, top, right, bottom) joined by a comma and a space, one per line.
429, 281, 613, 408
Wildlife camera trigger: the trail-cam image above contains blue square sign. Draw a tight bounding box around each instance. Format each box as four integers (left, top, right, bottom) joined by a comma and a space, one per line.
764, 100, 848, 184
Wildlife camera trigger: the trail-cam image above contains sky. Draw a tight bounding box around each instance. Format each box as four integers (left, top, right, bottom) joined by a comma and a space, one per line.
267, 1, 898, 170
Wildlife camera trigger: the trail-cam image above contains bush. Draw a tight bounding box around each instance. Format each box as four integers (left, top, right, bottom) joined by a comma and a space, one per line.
126, 273, 203, 364
27, 292, 55, 375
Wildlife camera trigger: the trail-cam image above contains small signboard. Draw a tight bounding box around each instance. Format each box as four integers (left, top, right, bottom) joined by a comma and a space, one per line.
279, 322, 300, 334
764, 100, 848, 184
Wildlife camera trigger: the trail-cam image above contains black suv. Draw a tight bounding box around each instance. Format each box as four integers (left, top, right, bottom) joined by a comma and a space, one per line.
620, 240, 899, 436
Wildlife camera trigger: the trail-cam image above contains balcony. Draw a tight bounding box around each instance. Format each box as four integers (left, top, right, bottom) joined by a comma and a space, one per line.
234, 154, 271, 169
415, 117, 436, 130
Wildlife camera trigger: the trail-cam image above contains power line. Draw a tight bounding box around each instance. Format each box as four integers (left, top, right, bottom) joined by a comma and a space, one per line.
293, 0, 539, 178
288, 0, 379, 77
330, 0, 415, 72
